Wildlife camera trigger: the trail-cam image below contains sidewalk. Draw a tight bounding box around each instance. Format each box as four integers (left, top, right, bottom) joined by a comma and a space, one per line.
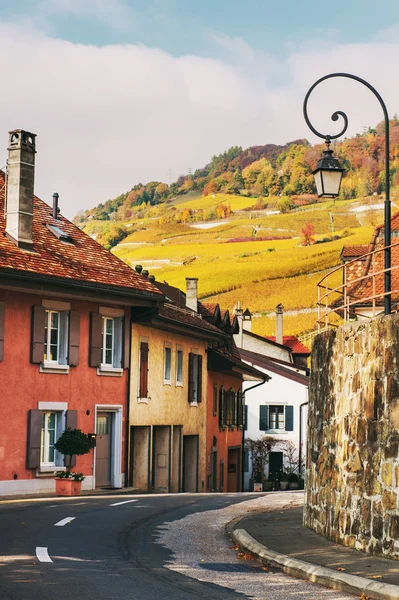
231, 502, 399, 600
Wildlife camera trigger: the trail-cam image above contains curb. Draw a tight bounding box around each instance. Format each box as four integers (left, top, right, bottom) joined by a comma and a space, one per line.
231, 528, 399, 600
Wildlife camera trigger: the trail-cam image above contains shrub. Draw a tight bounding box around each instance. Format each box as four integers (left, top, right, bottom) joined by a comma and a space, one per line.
54, 428, 92, 471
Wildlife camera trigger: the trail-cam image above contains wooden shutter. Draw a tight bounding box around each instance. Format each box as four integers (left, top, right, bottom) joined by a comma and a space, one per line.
259, 405, 269, 431
31, 306, 45, 364
27, 410, 42, 468
236, 391, 242, 427
139, 342, 149, 398
213, 383, 217, 416
122, 314, 130, 369
188, 352, 194, 403
285, 405, 294, 431
219, 387, 226, 428
197, 354, 202, 403
89, 312, 102, 367
0, 302, 4, 362
244, 405, 248, 431
68, 311, 80, 366
65, 410, 78, 467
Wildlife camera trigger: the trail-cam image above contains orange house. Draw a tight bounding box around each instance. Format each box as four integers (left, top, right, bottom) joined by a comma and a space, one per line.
0, 129, 162, 496
201, 305, 265, 492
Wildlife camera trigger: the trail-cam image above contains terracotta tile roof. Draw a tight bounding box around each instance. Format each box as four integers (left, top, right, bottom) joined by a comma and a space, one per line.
157, 303, 225, 337
341, 245, 369, 259
239, 348, 309, 386
0, 172, 162, 299
266, 336, 311, 355
199, 303, 218, 318
376, 211, 399, 232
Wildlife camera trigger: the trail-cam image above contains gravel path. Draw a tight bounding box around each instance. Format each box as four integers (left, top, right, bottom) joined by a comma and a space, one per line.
155, 492, 356, 600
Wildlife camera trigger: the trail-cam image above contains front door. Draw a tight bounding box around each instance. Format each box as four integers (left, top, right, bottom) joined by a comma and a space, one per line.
96, 412, 112, 487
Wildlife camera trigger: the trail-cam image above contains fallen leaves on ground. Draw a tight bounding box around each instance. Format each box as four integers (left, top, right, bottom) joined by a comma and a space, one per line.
237, 552, 255, 561
371, 575, 382, 579
337, 567, 346, 571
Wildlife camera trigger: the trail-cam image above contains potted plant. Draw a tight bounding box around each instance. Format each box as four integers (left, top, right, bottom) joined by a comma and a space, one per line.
279, 471, 289, 491
287, 472, 299, 490
54, 427, 92, 496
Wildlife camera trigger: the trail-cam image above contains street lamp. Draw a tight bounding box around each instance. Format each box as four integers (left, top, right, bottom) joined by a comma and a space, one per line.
303, 73, 391, 315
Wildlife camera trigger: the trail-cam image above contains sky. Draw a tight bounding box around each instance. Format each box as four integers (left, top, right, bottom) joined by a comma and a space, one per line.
1, 0, 399, 218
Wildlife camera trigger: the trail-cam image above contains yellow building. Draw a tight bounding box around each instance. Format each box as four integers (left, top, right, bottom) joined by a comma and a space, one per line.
128, 279, 226, 492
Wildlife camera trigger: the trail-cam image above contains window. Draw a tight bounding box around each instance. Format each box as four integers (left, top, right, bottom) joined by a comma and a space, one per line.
188, 352, 202, 404
176, 348, 183, 386
164, 345, 172, 383
101, 316, 123, 369
139, 341, 149, 400
259, 405, 294, 432
31, 304, 80, 371
219, 386, 226, 429
270, 405, 285, 430
44, 310, 68, 364
226, 388, 235, 427
41, 412, 61, 466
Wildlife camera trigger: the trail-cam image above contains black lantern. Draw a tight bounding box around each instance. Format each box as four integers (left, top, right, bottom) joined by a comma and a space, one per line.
313, 143, 344, 198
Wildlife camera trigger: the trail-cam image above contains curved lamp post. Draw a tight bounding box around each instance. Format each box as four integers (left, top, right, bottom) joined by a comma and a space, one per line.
303, 73, 391, 315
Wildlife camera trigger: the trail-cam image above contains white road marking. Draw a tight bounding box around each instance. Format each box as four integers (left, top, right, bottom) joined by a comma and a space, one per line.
54, 517, 76, 527
109, 499, 139, 507
36, 547, 53, 563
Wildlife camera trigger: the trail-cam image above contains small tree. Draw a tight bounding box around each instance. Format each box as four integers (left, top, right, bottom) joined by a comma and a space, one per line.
54, 428, 92, 473
245, 436, 280, 484
300, 222, 315, 246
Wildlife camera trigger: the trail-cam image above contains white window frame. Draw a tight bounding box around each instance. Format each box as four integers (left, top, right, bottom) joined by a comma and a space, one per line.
41, 310, 69, 374
164, 343, 172, 385
38, 402, 67, 472
98, 315, 123, 376
269, 405, 285, 431
176, 346, 183, 387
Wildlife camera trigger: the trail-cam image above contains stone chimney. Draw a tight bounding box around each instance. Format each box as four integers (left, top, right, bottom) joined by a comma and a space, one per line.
275, 303, 284, 345
186, 278, 198, 312
242, 308, 252, 332
6, 129, 36, 249
233, 302, 244, 348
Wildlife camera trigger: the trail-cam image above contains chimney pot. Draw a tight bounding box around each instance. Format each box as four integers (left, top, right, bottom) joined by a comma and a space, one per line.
275, 303, 284, 345
142, 270, 149, 278
135, 264, 143, 274
52, 192, 59, 220
186, 277, 198, 312
148, 275, 155, 283
6, 129, 36, 249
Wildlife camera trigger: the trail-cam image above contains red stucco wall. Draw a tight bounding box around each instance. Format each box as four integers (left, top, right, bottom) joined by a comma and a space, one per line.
0, 290, 128, 484
206, 371, 243, 492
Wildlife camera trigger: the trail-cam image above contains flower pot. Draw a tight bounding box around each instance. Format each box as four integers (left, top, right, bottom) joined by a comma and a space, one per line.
55, 478, 82, 496
279, 481, 289, 491
253, 482, 263, 492
288, 482, 299, 490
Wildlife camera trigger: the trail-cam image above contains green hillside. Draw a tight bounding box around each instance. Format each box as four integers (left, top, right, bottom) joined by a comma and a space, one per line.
75, 122, 399, 341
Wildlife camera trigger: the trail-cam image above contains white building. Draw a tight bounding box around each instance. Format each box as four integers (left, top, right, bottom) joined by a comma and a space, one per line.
233, 304, 309, 490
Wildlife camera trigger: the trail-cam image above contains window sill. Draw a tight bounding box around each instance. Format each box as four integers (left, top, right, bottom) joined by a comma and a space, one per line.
137, 397, 150, 404
189, 401, 198, 407
267, 429, 288, 434
40, 362, 70, 375
163, 380, 172, 386
37, 466, 66, 477
97, 365, 123, 377
176, 381, 183, 387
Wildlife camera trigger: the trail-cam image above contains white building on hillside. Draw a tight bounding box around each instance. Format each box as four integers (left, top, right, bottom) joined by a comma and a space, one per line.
233, 304, 310, 490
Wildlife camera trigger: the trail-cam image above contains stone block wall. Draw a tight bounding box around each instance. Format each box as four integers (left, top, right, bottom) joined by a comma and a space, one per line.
304, 314, 399, 559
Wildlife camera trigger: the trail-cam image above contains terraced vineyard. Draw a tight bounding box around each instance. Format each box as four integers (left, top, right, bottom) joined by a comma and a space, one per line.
84, 192, 389, 339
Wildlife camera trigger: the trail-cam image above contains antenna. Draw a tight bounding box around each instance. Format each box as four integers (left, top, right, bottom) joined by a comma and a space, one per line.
167, 169, 173, 185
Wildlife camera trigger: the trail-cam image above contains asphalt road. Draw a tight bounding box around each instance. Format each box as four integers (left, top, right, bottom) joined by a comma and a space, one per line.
0, 493, 355, 600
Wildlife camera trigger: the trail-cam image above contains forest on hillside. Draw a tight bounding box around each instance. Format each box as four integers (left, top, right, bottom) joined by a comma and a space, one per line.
76, 118, 399, 229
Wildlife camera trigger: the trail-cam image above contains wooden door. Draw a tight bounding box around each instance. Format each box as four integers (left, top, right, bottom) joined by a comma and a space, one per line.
96, 413, 112, 487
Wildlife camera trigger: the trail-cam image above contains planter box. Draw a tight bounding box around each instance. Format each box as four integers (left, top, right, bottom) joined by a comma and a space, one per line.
279, 481, 289, 491
253, 482, 263, 492
55, 478, 82, 496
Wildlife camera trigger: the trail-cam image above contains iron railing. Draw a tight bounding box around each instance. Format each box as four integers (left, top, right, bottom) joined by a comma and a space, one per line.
317, 241, 399, 332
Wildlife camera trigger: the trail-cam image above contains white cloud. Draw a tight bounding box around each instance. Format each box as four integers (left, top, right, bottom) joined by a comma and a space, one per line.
0, 22, 398, 219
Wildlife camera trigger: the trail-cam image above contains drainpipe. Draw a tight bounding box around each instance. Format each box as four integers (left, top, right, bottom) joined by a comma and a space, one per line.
298, 401, 308, 476
125, 308, 133, 487
241, 377, 269, 492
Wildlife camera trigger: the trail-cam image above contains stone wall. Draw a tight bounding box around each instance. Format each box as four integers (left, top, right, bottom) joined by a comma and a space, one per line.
304, 315, 399, 559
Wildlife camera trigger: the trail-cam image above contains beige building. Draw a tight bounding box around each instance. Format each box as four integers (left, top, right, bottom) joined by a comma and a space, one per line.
128, 280, 226, 492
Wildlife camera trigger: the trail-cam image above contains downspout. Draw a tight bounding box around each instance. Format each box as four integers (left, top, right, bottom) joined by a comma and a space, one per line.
298, 401, 308, 476
125, 309, 133, 487
241, 377, 269, 492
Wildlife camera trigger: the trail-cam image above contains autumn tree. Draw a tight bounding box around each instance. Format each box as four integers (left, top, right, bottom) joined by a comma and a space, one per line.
301, 222, 315, 246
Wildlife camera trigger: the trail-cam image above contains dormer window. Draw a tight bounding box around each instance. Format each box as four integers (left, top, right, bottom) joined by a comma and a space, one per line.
46, 224, 71, 243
